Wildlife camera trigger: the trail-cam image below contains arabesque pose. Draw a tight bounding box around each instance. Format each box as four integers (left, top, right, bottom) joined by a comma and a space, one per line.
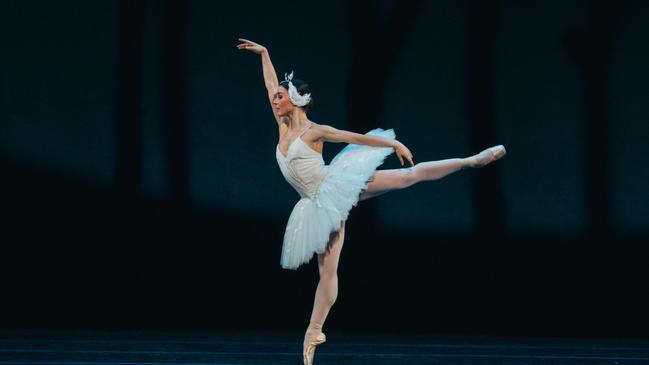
237, 38, 506, 365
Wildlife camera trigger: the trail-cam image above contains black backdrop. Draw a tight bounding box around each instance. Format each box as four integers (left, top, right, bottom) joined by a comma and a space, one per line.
2, 0, 648, 339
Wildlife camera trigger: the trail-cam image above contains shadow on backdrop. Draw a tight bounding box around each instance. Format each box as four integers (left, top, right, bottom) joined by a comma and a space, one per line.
1, 0, 647, 339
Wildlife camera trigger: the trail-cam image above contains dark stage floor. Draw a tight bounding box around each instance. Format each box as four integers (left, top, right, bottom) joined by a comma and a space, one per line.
1, 330, 648, 364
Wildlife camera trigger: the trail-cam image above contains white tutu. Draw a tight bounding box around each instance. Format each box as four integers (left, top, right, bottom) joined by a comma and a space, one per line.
279, 128, 396, 270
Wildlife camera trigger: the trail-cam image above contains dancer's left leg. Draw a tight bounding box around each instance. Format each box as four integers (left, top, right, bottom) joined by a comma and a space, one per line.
359, 145, 505, 201
358, 158, 465, 201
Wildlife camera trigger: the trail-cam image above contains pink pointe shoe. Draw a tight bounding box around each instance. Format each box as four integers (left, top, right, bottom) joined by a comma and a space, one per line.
467, 144, 506, 168
303, 323, 326, 365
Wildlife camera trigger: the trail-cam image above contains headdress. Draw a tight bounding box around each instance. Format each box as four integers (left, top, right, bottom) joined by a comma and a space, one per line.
283, 71, 311, 107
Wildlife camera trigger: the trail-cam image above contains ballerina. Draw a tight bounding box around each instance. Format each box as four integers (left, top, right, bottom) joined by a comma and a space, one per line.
237, 38, 505, 365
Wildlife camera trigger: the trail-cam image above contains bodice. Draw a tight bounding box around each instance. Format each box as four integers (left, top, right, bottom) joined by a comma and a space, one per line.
276, 136, 327, 199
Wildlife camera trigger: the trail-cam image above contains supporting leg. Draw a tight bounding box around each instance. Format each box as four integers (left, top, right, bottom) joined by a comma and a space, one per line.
303, 221, 346, 365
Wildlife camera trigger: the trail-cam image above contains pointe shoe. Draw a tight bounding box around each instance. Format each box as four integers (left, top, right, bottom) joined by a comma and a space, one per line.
303, 329, 326, 365
467, 144, 506, 168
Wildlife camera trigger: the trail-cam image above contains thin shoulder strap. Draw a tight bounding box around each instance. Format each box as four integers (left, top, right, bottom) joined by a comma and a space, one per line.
298, 122, 313, 137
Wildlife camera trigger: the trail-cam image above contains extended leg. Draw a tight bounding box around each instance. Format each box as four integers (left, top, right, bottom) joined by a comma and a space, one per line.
359, 145, 505, 201
303, 221, 346, 365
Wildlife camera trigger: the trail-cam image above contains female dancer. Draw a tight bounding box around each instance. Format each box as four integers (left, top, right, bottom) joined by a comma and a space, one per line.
237, 38, 505, 365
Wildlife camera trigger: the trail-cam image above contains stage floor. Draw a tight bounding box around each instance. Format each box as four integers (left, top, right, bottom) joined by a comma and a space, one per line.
1, 330, 648, 364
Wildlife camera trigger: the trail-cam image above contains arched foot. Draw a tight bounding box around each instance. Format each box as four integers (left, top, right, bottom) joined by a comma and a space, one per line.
303, 329, 326, 365
466, 145, 506, 168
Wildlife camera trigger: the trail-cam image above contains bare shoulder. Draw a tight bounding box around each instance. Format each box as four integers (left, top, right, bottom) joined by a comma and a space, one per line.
310, 122, 337, 139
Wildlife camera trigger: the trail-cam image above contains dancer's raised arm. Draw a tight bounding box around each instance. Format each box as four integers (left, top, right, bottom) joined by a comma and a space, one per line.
237, 38, 281, 124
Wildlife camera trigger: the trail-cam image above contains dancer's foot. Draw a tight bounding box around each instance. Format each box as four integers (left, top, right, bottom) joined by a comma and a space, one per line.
303, 322, 326, 365
465, 145, 506, 168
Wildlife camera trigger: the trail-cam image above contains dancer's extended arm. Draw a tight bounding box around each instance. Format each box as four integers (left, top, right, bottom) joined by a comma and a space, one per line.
318, 125, 414, 166
237, 38, 281, 124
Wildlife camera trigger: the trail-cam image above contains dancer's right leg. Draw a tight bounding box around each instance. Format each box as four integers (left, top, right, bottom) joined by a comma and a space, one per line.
303, 221, 346, 365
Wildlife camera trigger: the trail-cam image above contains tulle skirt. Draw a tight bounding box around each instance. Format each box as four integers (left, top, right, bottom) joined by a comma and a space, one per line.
280, 128, 396, 270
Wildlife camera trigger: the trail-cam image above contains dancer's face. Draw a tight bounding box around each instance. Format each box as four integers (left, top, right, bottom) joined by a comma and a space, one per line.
273, 87, 294, 116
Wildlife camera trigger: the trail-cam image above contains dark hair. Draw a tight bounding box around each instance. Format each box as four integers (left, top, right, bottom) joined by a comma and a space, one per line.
279, 77, 315, 112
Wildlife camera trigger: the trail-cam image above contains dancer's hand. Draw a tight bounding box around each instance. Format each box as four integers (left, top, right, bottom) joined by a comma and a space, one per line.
237, 38, 267, 54
394, 141, 414, 167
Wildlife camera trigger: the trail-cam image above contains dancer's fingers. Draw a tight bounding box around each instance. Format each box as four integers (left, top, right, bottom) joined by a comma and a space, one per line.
398, 155, 404, 166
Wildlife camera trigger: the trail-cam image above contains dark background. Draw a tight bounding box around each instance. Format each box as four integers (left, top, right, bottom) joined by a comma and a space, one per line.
2, 0, 648, 339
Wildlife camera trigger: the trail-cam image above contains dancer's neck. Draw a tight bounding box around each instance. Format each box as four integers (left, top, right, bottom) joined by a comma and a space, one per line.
282, 109, 310, 131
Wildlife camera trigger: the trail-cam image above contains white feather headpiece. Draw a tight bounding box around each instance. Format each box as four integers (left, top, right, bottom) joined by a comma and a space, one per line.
284, 71, 311, 107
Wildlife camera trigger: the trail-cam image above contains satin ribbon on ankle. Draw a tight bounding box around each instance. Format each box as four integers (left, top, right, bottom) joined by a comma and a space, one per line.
308, 321, 322, 330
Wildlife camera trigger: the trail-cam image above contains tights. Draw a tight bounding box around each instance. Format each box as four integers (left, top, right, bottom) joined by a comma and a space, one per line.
306, 157, 467, 330
303, 145, 504, 363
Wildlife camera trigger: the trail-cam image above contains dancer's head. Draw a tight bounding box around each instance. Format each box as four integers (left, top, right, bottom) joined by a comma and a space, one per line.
273, 72, 314, 116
